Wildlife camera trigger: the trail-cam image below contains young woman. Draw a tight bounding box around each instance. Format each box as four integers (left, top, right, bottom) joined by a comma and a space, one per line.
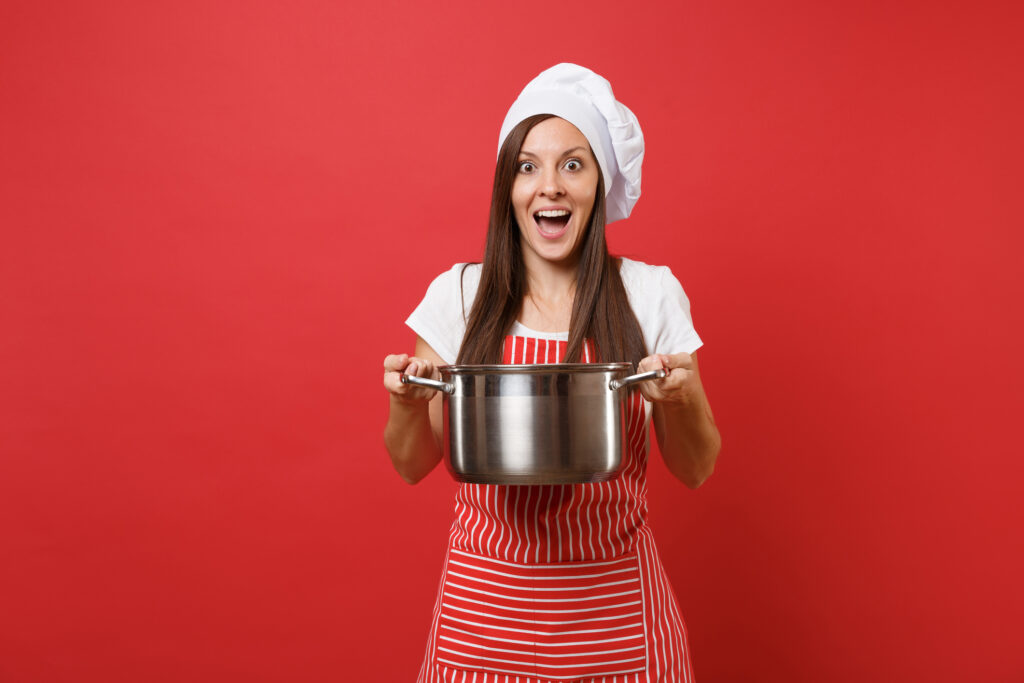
383, 63, 721, 683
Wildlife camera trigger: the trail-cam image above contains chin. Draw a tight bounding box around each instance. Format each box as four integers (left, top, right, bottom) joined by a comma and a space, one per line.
541, 250, 575, 264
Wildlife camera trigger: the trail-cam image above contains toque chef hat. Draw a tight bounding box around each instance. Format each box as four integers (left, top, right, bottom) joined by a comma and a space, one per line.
498, 63, 644, 224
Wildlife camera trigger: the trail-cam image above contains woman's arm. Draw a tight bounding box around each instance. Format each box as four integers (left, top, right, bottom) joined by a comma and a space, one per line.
637, 352, 721, 488
382, 337, 447, 484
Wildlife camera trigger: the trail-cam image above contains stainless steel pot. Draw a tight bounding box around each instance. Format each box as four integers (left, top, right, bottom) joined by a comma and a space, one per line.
401, 363, 665, 485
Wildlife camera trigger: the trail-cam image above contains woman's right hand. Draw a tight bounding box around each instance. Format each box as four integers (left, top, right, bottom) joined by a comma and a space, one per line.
383, 338, 447, 484
383, 353, 440, 404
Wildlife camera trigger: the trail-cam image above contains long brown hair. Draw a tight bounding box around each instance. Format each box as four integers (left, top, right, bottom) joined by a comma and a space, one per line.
456, 114, 647, 368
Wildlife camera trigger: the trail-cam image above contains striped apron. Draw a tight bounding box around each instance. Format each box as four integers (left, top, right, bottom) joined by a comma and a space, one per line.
417, 335, 695, 683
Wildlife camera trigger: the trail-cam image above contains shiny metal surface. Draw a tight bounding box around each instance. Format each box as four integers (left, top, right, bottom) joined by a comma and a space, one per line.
432, 363, 647, 485
609, 367, 667, 390
401, 373, 454, 394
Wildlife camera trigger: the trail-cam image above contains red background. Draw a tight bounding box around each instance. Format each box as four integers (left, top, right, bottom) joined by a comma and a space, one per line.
2, 1, 1021, 681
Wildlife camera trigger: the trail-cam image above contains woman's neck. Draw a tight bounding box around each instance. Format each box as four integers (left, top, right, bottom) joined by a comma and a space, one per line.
518, 256, 578, 332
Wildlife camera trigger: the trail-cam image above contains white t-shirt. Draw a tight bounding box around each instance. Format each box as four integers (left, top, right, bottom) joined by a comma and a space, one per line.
406, 258, 703, 365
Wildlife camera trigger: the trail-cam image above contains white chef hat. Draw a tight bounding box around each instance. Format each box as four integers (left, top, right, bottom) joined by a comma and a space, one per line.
498, 63, 644, 224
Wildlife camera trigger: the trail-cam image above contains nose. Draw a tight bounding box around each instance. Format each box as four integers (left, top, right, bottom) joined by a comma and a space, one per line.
538, 166, 565, 197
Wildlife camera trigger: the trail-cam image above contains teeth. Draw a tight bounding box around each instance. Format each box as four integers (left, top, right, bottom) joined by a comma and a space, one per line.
535, 210, 570, 218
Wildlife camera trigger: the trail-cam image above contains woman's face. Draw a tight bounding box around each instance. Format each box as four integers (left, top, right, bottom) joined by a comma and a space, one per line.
511, 117, 600, 269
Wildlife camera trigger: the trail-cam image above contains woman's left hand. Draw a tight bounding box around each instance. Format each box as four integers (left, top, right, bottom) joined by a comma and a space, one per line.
636, 352, 701, 405
637, 351, 720, 488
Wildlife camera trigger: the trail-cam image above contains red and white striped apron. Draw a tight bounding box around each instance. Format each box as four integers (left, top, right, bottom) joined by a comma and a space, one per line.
417, 335, 695, 683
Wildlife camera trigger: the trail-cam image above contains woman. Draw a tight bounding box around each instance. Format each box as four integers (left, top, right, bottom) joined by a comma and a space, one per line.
383, 64, 721, 683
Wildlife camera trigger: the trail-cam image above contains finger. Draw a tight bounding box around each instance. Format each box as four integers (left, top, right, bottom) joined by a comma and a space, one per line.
411, 357, 434, 374
658, 371, 686, 391
383, 368, 407, 393
384, 365, 432, 399
637, 355, 661, 373
383, 354, 410, 372
651, 355, 671, 381
663, 352, 692, 371
406, 358, 436, 379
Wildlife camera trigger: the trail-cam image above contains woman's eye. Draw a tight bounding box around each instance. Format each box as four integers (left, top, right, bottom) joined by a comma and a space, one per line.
564, 159, 582, 171
518, 161, 535, 173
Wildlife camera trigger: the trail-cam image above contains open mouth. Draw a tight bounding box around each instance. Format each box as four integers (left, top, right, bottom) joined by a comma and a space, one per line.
534, 209, 571, 237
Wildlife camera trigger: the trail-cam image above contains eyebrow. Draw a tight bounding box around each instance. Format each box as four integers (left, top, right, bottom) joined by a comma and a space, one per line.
518, 146, 589, 158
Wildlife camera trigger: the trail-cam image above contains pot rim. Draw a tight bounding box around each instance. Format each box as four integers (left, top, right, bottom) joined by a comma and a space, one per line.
439, 362, 633, 375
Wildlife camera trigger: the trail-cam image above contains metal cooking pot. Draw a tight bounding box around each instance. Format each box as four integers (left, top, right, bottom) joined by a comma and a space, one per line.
401, 363, 665, 485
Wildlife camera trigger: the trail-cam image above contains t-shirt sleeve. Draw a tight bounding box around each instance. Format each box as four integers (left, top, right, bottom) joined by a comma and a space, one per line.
650, 266, 703, 355
624, 261, 703, 356
405, 264, 476, 364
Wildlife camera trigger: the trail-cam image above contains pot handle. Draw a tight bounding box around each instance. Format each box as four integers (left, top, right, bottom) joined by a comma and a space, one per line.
400, 373, 455, 395
609, 367, 668, 391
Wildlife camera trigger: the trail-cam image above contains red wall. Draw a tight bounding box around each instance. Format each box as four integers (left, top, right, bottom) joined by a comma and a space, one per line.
2, 1, 1021, 681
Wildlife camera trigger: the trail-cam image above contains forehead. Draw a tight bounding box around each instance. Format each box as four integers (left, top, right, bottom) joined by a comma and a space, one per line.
520, 117, 594, 156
